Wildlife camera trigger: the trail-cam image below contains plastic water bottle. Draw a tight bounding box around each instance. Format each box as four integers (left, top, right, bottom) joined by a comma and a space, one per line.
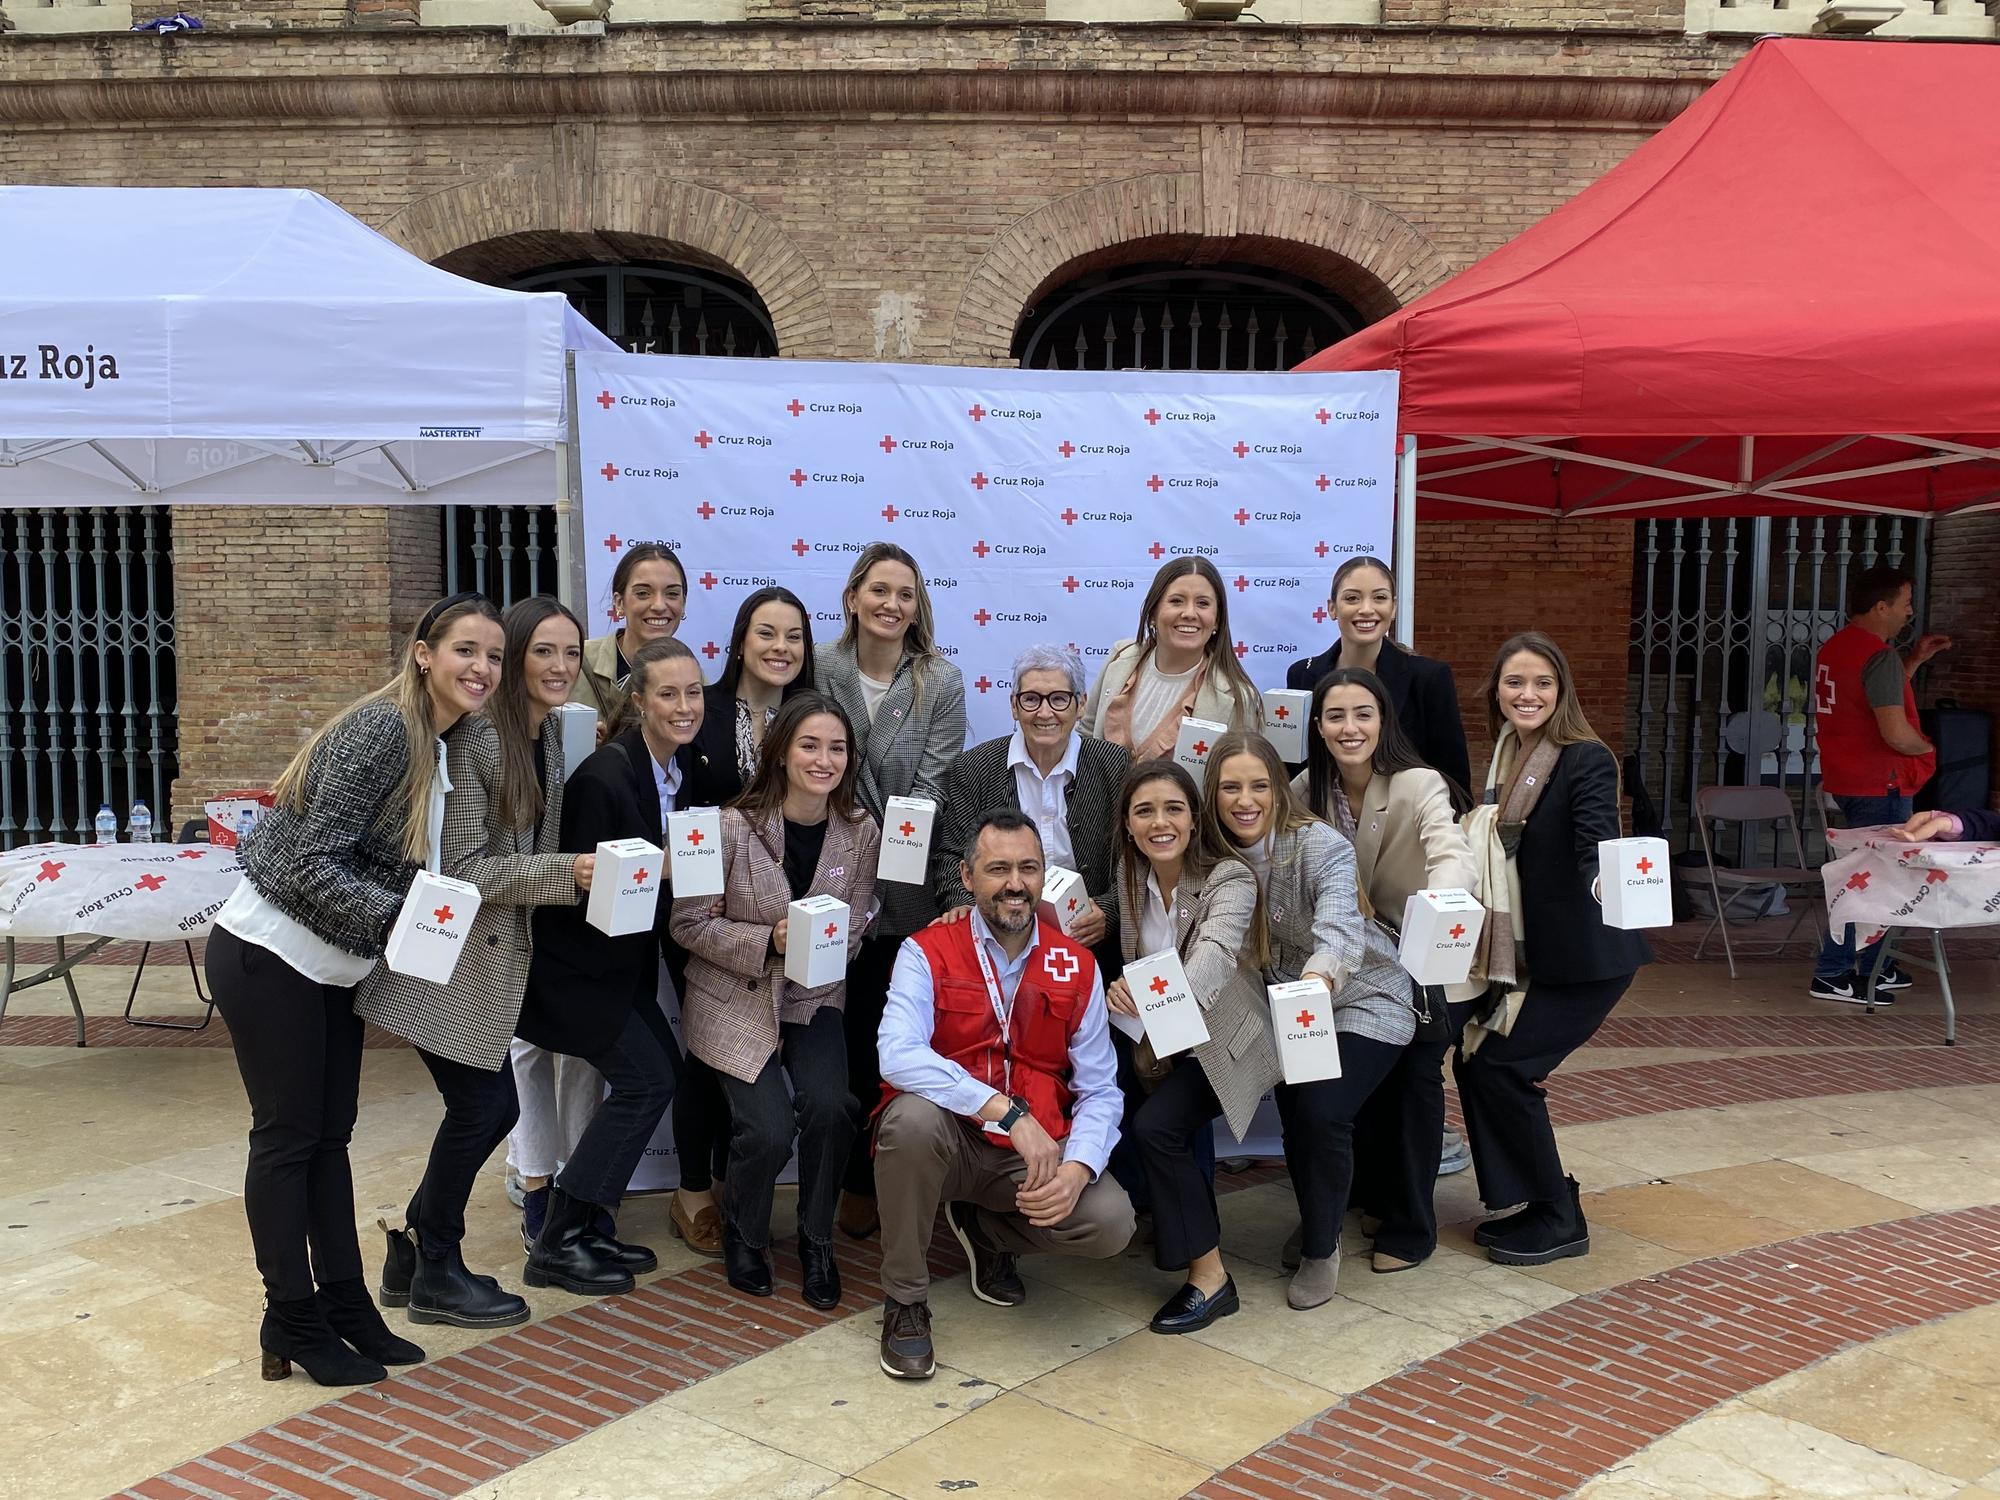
236, 808, 257, 845
94, 803, 118, 844
128, 800, 153, 844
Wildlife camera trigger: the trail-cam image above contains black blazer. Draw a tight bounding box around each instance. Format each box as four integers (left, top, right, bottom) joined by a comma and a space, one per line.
1287, 637, 1472, 795
518, 727, 712, 1058
1514, 740, 1652, 987
686, 698, 752, 810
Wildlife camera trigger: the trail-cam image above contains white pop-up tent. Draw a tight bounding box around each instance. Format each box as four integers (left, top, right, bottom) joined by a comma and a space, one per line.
0, 187, 615, 522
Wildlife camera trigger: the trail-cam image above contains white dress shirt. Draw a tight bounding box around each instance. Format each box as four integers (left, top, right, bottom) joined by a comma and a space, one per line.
1138, 869, 1178, 957
1006, 729, 1079, 871
651, 741, 684, 825
877, 908, 1121, 1177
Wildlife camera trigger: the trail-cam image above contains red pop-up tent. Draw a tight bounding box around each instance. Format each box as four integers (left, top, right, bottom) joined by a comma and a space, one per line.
1301, 38, 2000, 538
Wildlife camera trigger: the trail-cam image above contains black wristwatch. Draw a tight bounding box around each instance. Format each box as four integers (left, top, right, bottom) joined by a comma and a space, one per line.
995, 1095, 1031, 1132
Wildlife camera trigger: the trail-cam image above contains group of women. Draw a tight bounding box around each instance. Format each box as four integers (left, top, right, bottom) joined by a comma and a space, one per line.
203, 542, 1648, 1383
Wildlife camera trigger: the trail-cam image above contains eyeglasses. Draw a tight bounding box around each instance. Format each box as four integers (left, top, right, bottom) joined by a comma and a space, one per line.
1014, 691, 1077, 713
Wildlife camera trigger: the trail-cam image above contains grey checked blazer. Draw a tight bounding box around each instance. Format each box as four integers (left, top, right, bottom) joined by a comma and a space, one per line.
670, 804, 881, 1084
815, 642, 966, 938
1262, 821, 1417, 1049
236, 698, 419, 959
356, 713, 581, 1072
1120, 856, 1279, 1141
930, 732, 1129, 926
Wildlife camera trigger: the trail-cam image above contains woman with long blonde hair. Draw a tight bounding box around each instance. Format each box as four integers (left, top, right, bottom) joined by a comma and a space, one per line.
206, 592, 503, 1386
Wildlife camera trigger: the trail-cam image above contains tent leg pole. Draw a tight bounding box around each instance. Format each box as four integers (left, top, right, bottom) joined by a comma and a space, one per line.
556, 352, 585, 612
1395, 432, 1418, 645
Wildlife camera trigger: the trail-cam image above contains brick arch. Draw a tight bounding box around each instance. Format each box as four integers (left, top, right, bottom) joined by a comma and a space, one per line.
951, 173, 1451, 365
376, 170, 834, 357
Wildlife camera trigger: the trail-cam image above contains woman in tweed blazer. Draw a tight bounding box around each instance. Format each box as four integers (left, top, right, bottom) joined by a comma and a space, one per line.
204, 592, 503, 1387
813, 542, 966, 1233
356, 598, 592, 1330
1202, 731, 1414, 1311
1107, 759, 1277, 1336
671, 692, 880, 1308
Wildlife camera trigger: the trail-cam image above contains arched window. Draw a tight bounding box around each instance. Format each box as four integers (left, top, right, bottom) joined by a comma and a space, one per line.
1013, 262, 1365, 372
442, 259, 776, 603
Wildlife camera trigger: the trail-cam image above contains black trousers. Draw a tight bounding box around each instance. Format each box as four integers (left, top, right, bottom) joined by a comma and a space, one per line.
555, 1005, 679, 1211
205, 925, 366, 1303
672, 1052, 731, 1193
1453, 975, 1631, 1209
1107, 1029, 1215, 1215
1274, 1032, 1404, 1262
1352, 988, 1466, 1263
839, 932, 902, 1198
1130, 1058, 1225, 1272
719, 1008, 860, 1249
409, 1047, 520, 1259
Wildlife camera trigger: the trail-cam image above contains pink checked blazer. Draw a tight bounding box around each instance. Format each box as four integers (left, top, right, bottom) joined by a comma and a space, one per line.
669, 804, 881, 1084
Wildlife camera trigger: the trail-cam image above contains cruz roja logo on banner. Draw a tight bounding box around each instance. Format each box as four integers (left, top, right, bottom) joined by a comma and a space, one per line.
578, 354, 1398, 740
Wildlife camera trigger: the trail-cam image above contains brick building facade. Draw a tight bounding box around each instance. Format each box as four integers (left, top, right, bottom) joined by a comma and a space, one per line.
1, 7, 1991, 819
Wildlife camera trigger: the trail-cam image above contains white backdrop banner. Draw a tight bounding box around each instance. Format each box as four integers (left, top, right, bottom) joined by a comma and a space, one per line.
577, 354, 1398, 740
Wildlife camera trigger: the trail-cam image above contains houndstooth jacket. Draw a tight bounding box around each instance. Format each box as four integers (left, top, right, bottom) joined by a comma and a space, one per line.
235, 698, 418, 960
356, 712, 580, 1072
669, 803, 881, 1084
815, 642, 966, 938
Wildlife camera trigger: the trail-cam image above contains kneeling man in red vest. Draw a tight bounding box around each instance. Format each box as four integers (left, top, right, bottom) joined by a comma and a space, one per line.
872, 808, 1134, 1379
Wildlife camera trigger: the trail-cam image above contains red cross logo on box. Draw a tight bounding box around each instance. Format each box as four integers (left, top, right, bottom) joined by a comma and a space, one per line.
899, 821, 915, 838
824, 922, 838, 939
1296, 1008, 1316, 1027
1449, 924, 1466, 940
433, 904, 454, 923
1272, 706, 1290, 720
685, 829, 704, 847
634, 869, 650, 885
1191, 740, 1209, 758
1148, 975, 1169, 996
596, 390, 616, 410
1636, 857, 1654, 875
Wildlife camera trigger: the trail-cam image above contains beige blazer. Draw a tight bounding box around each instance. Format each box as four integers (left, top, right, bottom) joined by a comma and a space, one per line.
670, 804, 881, 1084
569, 631, 627, 724
1119, 856, 1279, 1140
1083, 638, 1260, 751
1294, 766, 1483, 1004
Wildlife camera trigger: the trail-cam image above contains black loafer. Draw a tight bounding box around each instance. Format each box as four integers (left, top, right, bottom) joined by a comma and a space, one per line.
1149, 1276, 1239, 1335
722, 1226, 773, 1297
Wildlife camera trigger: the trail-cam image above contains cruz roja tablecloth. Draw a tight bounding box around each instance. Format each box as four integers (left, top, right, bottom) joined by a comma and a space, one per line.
1822, 826, 2000, 951
0, 841, 243, 942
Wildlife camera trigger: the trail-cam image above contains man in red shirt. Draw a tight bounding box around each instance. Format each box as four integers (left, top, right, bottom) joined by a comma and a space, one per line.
1810, 565, 1951, 1003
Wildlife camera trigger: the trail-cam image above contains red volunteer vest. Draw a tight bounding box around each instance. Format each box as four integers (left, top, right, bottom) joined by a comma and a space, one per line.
884, 917, 1097, 1151
1814, 623, 1935, 798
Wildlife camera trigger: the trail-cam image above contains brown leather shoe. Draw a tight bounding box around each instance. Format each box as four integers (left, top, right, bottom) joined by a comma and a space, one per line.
669, 1192, 723, 1258
836, 1190, 880, 1241
879, 1297, 935, 1380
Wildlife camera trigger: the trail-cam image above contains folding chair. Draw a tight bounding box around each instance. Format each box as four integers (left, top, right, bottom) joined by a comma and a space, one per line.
1693, 786, 1824, 979
122, 818, 215, 1031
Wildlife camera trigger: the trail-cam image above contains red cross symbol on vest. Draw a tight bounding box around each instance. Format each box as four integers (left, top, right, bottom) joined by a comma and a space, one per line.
1041, 948, 1079, 983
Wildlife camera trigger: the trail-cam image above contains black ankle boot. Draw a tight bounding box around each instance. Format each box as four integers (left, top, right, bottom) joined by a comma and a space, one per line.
582, 1207, 659, 1274
260, 1296, 388, 1387
409, 1246, 530, 1329
316, 1277, 425, 1365
722, 1225, 773, 1297
524, 1186, 636, 1296
378, 1221, 417, 1308
1473, 1204, 1537, 1248
798, 1233, 840, 1311
1486, 1176, 1589, 1267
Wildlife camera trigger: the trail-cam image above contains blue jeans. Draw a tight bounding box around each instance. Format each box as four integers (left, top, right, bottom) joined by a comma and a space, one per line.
1814, 792, 1912, 979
